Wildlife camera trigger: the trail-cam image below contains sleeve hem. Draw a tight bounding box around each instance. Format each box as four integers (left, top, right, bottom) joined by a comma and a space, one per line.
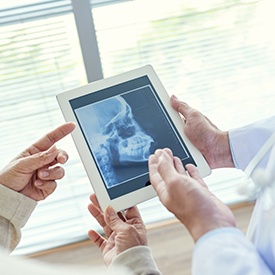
0, 184, 37, 228
109, 246, 162, 275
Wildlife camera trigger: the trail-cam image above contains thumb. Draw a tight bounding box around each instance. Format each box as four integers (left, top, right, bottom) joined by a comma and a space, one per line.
170, 95, 191, 118
105, 206, 126, 232
18, 146, 58, 172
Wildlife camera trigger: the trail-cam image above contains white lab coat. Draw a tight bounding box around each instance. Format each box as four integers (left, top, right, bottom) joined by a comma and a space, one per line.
192, 116, 275, 275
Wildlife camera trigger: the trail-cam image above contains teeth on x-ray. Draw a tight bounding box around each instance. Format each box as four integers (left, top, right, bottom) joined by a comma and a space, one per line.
95, 144, 118, 187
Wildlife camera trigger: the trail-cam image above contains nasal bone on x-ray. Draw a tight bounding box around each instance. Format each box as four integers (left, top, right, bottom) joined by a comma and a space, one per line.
79, 95, 155, 188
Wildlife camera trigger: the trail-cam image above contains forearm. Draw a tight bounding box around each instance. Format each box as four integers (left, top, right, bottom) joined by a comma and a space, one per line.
188, 212, 236, 243
192, 228, 272, 275
0, 184, 36, 252
109, 246, 162, 275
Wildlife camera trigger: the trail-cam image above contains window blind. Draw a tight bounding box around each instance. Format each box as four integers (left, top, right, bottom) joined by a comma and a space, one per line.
91, 0, 275, 202
0, 0, 72, 25
1, 0, 275, 256
0, 1, 91, 255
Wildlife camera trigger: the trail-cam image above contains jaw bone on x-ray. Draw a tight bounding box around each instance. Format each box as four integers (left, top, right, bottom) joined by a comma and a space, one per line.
76, 95, 155, 188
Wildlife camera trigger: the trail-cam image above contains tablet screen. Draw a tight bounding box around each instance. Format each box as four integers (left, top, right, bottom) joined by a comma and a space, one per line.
70, 75, 196, 199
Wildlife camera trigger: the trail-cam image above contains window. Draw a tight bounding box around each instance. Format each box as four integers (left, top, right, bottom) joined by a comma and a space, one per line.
1, 0, 275, 255
92, 0, 275, 201
0, 0, 90, 254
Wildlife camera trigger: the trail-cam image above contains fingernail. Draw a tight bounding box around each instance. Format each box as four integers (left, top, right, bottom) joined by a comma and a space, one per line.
106, 206, 116, 217
35, 180, 43, 186
172, 95, 178, 100
155, 149, 163, 157
40, 170, 49, 178
59, 155, 68, 164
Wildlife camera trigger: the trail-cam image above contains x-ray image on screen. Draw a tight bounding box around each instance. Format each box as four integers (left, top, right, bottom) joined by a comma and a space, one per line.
74, 94, 156, 188
72, 77, 195, 198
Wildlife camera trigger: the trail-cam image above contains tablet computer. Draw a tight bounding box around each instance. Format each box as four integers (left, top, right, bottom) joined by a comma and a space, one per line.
57, 65, 211, 212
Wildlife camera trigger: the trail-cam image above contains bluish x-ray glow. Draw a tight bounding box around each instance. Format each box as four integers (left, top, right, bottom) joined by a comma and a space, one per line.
75, 95, 154, 188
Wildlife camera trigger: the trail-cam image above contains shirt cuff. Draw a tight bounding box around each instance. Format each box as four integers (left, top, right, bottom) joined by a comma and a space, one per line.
0, 184, 37, 229
109, 246, 162, 275
195, 227, 244, 251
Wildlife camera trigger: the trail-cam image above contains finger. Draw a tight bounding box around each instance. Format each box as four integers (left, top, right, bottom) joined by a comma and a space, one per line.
28, 122, 76, 154
152, 151, 186, 198
117, 211, 126, 222
34, 180, 57, 196
148, 154, 165, 189
55, 149, 69, 165
88, 229, 106, 251
90, 193, 101, 209
154, 150, 178, 182
105, 206, 128, 232
149, 150, 173, 183
125, 206, 142, 221
185, 164, 200, 179
18, 145, 59, 173
186, 164, 207, 187
170, 95, 192, 118
148, 153, 174, 202
173, 156, 186, 175
162, 148, 174, 158
88, 202, 106, 229
88, 194, 115, 237
46, 149, 69, 167
38, 166, 65, 180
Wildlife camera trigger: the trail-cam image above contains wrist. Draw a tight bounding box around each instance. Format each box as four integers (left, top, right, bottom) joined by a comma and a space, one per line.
0, 165, 18, 191
0, 176, 11, 190
0, 179, 20, 193
212, 131, 235, 169
190, 215, 236, 242
177, 198, 236, 242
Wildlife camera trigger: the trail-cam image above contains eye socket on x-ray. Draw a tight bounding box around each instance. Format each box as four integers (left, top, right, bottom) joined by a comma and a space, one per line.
76, 95, 155, 188
73, 77, 196, 199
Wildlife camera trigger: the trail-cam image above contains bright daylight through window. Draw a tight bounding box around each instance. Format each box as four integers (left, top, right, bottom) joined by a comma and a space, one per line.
1, 0, 275, 255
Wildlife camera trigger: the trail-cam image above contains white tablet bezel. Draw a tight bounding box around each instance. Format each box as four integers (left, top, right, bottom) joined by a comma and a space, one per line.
57, 65, 211, 212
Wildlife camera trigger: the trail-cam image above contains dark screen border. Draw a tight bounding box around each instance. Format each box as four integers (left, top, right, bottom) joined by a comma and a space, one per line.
70, 76, 196, 199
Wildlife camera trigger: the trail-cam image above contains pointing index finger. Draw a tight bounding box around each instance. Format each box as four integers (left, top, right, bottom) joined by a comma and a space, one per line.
28, 122, 76, 154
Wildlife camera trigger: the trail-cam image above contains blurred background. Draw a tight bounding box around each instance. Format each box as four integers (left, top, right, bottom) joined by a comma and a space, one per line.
1, 0, 275, 257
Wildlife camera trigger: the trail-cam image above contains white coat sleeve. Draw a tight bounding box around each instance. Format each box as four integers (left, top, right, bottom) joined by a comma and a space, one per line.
229, 116, 275, 171
192, 228, 273, 275
0, 184, 37, 252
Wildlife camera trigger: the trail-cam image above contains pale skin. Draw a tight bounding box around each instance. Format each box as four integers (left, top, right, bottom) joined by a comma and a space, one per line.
88, 95, 237, 260
87, 194, 147, 266
0, 122, 76, 201
149, 95, 236, 242
170, 95, 234, 169
149, 148, 236, 242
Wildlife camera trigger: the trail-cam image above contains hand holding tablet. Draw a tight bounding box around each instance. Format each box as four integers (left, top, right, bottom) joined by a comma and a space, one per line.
57, 65, 211, 212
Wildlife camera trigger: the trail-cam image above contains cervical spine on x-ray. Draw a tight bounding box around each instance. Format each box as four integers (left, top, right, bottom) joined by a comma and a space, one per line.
91, 96, 154, 188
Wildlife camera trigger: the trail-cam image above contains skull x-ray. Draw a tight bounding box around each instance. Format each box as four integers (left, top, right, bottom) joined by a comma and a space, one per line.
75, 95, 155, 188
72, 76, 195, 199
